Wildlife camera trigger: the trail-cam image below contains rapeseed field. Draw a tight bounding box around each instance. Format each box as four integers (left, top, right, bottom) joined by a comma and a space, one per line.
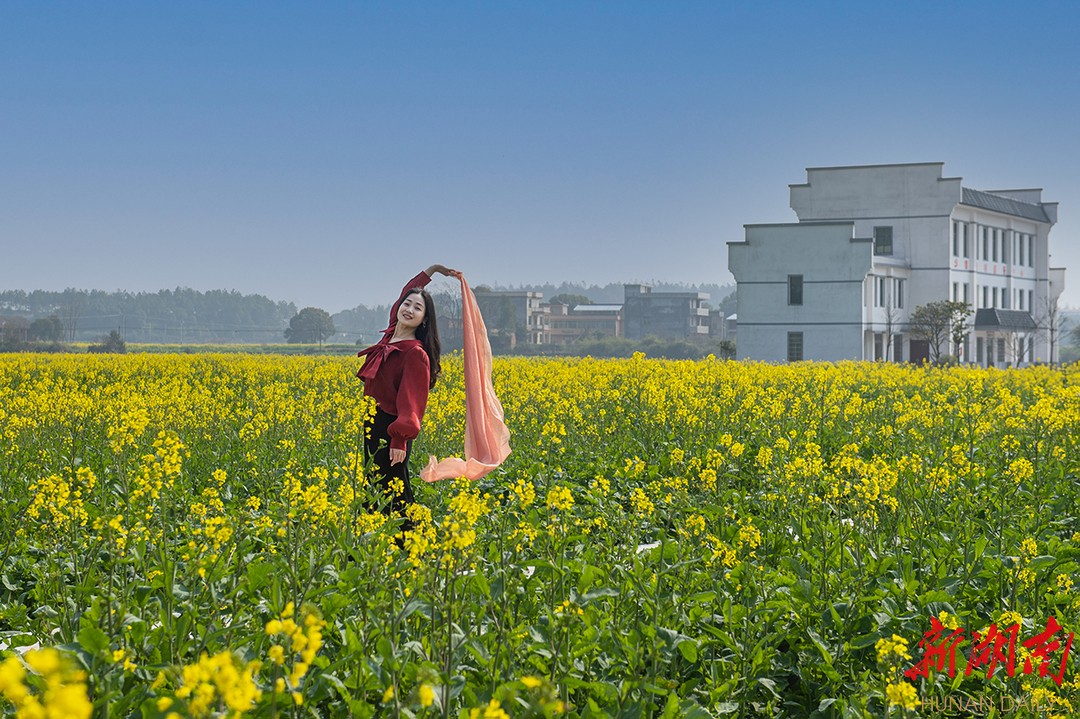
1, 354, 1078, 717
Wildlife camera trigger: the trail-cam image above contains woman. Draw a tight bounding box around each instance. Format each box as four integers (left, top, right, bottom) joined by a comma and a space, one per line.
356, 263, 460, 528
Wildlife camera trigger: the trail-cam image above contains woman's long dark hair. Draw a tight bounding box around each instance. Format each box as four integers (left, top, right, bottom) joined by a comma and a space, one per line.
408, 287, 442, 388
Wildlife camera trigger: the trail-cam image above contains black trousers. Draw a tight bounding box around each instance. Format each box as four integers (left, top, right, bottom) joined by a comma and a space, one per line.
364, 408, 416, 528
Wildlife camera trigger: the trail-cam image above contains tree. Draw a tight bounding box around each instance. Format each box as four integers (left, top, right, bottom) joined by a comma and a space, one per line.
550, 293, 593, 309
473, 289, 518, 350
88, 330, 126, 354
29, 316, 64, 342
908, 300, 971, 364
61, 288, 85, 342
1033, 295, 1063, 365
0, 316, 29, 349
285, 307, 336, 347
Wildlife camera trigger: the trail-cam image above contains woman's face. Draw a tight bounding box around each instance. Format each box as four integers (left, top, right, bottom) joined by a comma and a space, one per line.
397, 291, 427, 331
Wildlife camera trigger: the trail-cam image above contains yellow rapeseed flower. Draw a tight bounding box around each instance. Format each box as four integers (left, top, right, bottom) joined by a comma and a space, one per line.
885, 681, 920, 710
546, 486, 574, 512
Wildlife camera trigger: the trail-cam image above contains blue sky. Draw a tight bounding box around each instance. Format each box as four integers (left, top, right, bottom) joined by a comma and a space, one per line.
3, 1, 1079, 312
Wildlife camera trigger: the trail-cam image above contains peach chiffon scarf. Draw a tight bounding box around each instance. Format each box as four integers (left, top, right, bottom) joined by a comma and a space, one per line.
420, 275, 511, 482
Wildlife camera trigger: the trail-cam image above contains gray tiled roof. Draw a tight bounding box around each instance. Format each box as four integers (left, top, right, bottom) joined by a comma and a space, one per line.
961, 188, 1050, 223
973, 308, 1038, 331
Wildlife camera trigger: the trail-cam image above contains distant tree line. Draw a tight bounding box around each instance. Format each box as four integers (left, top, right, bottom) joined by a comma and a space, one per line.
1, 281, 739, 351
0, 288, 297, 343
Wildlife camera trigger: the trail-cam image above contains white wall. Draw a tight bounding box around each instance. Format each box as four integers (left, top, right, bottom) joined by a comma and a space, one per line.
729, 222, 872, 361
790, 163, 960, 221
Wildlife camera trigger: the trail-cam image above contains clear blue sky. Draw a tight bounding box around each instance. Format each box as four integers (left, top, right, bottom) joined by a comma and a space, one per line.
3, 1, 1078, 312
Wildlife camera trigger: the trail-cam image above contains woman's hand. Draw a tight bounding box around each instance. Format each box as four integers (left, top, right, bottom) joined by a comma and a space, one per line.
426, 264, 461, 279
390, 448, 407, 466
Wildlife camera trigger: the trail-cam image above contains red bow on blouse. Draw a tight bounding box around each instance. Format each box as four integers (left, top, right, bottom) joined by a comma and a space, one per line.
356, 341, 403, 382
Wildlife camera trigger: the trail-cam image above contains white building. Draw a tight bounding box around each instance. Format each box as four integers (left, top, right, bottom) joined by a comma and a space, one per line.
728, 163, 1065, 364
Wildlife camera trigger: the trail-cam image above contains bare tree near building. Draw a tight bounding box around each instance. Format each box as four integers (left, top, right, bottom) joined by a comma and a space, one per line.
883, 300, 902, 361
1032, 295, 1062, 365
1008, 331, 1028, 367
908, 300, 971, 365
950, 306, 971, 362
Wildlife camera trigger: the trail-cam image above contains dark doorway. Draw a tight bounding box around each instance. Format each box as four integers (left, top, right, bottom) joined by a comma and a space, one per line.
909, 339, 930, 365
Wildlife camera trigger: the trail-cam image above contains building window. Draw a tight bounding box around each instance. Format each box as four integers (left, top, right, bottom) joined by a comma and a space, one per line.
894, 279, 905, 309
962, 224, 970, 258
894, 334, 903, 362
976, 336, 985, 364
1028, 289, 1034, 312
875, 277, 887, 308
953, 282, 959, 302
788, 275, 803, 306
873, 226, 893, 255
997, 338, 1006, 364
787, 332, 803, 362
982, 285, 988, 309
963, 283, 969, 305
992, 287, 998, 308
993, 231, 999, 262
952, 221, 960, 257
874, 333, 884, 361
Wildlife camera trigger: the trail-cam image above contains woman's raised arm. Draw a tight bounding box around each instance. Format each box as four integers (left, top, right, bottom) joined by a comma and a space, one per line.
425, 264, 461, 279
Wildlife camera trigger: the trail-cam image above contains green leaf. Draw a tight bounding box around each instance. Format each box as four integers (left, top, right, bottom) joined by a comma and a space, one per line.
677, 638, 699, 663
77, 625, 110, 654
577, 563, 607, 593
471, 571, 491, 598
847, 631, 880, 651
757, 677, 781, 700
807, 628, 833, 665
677, 703, 715, 719
1028, 555, 1059, 570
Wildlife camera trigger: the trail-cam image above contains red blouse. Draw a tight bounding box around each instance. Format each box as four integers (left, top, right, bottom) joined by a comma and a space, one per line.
356, 270, 432, 450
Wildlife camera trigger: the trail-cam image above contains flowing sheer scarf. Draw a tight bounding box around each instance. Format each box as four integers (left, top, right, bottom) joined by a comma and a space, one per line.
420, 275, 511, 482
